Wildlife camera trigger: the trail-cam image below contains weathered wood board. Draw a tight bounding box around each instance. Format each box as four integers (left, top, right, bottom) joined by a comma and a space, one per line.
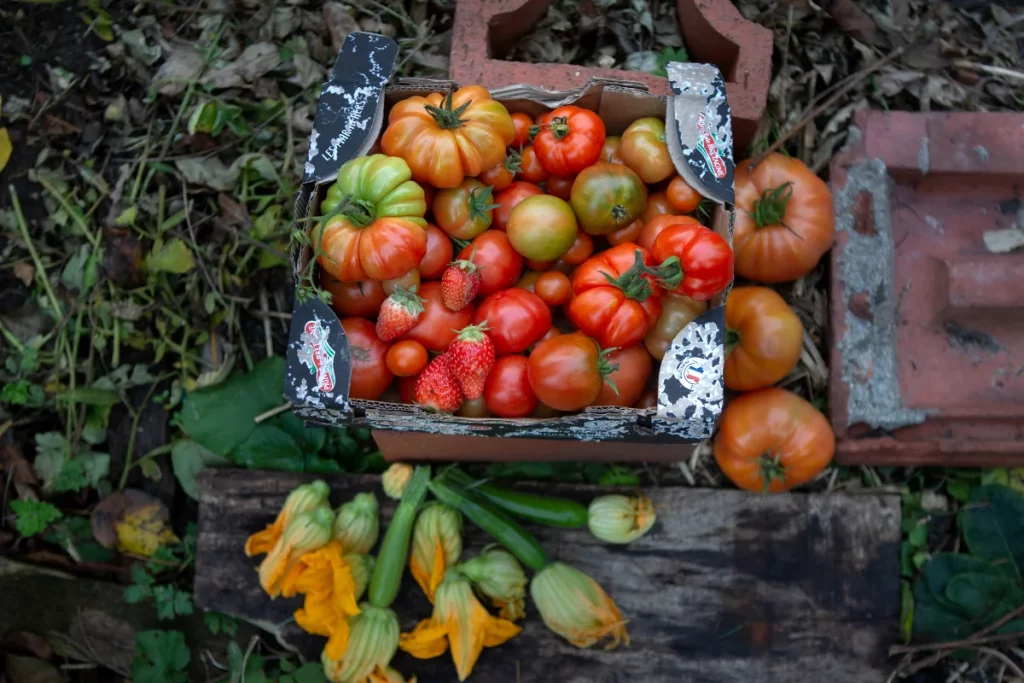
195, 470, 902, 683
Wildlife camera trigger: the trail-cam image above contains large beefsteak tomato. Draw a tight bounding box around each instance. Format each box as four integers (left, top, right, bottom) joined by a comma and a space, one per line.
533, 106, 606, 178
528, 333, 616, 411
474, 288, 551, 355
651, 222, 733, 301
725, 286, 804, 391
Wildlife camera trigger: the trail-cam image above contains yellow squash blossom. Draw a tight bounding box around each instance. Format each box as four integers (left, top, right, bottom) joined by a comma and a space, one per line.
345, 553, 375, 601
333, 492, 380, 554
246, 480, 330, 557
381, 463, 414, 500
400, 571, 520, 681
368, 667, 416, 683
586, 494, 657, 544
530, 562, 629, 649
409, 503, 462, 602
278, 540, 360, 660
322, 604, 400, 683
458, 548, 527, 621
258, 506, 333, 597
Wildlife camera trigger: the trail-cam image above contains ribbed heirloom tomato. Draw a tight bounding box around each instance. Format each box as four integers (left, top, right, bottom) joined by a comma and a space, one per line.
570, 163, 647, 236
533, 106, 606, 178
528, 333, 616, 411
652, 222, 734, 301
620, 117, 675, 184
340, 318, 392, 400
404, 281, 474, 352
433, 179, 498, 240
474, 288, 551, 355
725, 286, 804, 391
457, 231, 523, 296
484, 355, 537, 418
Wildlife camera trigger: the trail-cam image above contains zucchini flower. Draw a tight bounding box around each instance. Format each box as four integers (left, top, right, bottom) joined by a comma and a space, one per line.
399, 570, 520, 681
279, 540, 360, 660
345, 553, 375, 602
258, 506, 333, 597
246, 479, 330, 556
458, 548, 527, 621
321, 604, 402, 683
334, 492, 379, 554
586, 494, 657, 544
530, 562, 629, 649
381, 463, 414, 500
410, 503, 462, 602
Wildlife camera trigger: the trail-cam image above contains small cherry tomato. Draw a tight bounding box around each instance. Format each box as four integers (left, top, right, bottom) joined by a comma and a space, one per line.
404, 281, 475, 352
620, 117, 674, 184
506, 195, 579, 262
667, 175, 702, 213
608, 219, 644, 246
600, 136, 624, 164
524, 258, 553, 272
561, 231, 594, 266
321, 275, 386, 318
493, 181, 543, 231
528, 332, 614, 411
516, 271, 541, 293
474, 288, 552, 355
534, 271, 572, 307
484, 355, 537, 418
457, 231, 524, 295
457, 395, 491, 418
510, 112, 534, 148
546, 176, 574, 200
725, 286, 804, 391
479, 153, 517, 192
652, 223, 734, 301
518, 146, 550, 184
638, 214, 704, 252
644, 293, 708, 359
533, 106, 606, 178
434, 178, 497, 240
633, 388, 658, 409
642, 190, 680, 225
570, 163, 647, 236
382, 268, 420, 295
418, 224, 453, 280
398, 375, 418, 404
341, 317, 392, 400
386, 339, 429, 377
594, 345, 652, 407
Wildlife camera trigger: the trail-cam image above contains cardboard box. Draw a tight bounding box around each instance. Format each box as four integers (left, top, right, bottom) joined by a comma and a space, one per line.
284, 32, 736, 461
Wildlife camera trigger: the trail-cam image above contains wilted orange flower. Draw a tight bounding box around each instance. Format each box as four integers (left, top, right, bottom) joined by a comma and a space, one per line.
257, 506, 332, 597
246, 480, 329, 557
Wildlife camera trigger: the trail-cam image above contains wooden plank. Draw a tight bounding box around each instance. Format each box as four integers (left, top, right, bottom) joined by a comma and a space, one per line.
195, 469, 901, 683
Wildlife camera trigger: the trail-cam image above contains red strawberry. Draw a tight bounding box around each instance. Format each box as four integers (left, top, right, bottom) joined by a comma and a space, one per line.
441, 259, 481, 311
415, 353, 463, 413
376, 287, 424, 342
448, 324, 495, 400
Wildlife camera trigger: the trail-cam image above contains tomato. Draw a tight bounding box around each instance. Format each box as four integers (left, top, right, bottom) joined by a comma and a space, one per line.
725, 287, 803, 391
569, 163, 646, 236
633, 388, 658, 410
510, 112, 534, 148
340, 318, 392, 400
457, 231, 523, 295
506, 195, 578, 261
382, 268, 420, 295
714, 388, 834, 493
474, 288, 551, 355
518, 146, 550, 184
608, 219, 643, 247
398, 375, 418, 404
667, 175, 702, 213
321, 274, 386, 318
528, 333, 613, 411
641, 190, 680, 225
734, 153, 835, 283
484, 355, 537, 418
537, 326, 562, 344
434, 179, 497, 240
479, 154, 517, 191
457, 395, 491, 418
560, 231, 594, 266
421, 185, 436, 213
546, 176, 573, 200
524, 258, 553, 272
316, 155, 427, 282
516, 271, 540, 293
418, 224, 453, 280
599, 136, 623, 164
386, 339, 429, 377
493, 181, 543, 231
643, 294, 707, 359
382, 86, 515, 188
533, 106, 606, 178
652, 223, 734, 301
619, 117, 674, 184
594, 346, 652, 407
638, 214, 703, 252
404, 281, 475, 352
534, 271, 572, 307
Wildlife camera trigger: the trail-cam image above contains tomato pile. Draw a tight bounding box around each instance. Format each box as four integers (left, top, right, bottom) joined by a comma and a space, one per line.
313, 85, 733, 419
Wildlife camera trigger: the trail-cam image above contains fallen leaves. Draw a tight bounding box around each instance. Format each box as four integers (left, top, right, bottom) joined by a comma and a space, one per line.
91, 490, 178, 557
203, 42, 280, 90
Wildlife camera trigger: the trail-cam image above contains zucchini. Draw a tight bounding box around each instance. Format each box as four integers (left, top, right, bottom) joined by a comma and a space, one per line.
445, 468, 588, 528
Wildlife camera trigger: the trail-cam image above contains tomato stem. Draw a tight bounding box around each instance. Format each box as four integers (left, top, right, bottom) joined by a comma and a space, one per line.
724, 328, 740, 353
504, 149, 523, 174
610, 205, 628, 221
527, 124, 541, 142
423, 91, 472, 130
596, 346, 621, 396
648, 256, 683, 292
601, 249, 654, 301
548, 116, 570, 141
343, 198, 377, 228
758, 452, 785, 492
749, 182, 793, 228
468, 185, 500, 223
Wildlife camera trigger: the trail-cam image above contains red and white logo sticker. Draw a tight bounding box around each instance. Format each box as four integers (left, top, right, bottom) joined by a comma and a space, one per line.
696, 114, 727, 179
300, 320, 336, 393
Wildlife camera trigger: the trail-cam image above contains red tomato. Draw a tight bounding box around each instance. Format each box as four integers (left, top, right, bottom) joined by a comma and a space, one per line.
386, 339, 429, 377
633, 388, 658, 409
404, 281, 475, 352
457, 231, 523, 296
538, 325, 562, 344
638, 214, 704, 252
642, 190, 680, 225
341, 318, 392, 400
524, 258, 553, 272
534, 271, 572, 307
528, 332, 612, 411
493, 181, 543, 231
321, 275, 386, 318
561, 231, 594, 266
418, 224, 453, 280
546, 176, 574, 200
474, 288, 551, 355
594, 345, 653, 407
484, 355, 537, 418
398, 375, 418, 404
518, 146, 550, 184
516, 271, 540, 293
608, 219, 644, 247
382, 268, 420, 295
652, 223, 734, 301
510, 112, 534, 148
434, 178, 496, 240
457, 396, 490, 417
506, 195, 578, 261
667, 175, 702, 213
533, 106, 606, 178
479, 155, 516, 191
600, 136, 624, 164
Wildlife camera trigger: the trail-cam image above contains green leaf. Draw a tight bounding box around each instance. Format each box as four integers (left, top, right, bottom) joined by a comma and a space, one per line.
291, 663, 328, 683
132, 630, 190, 683
230, 425, 304, 470
944, 572, 1024, 625
131, 562, 155, 588
907, 520, 928, 548
278, 410, 326, 454
947, 479, 973, 502
203, 611, 237, 637
145, 238, 196, 274
171, 440, 230, 501
60, 243, 99, 292
899, 580, 914, 644
124, 584, 152, 603
960, 485, 1024, 583
153, 585, 193, 621
11, 500, 63, 537
596, 465, 640, 487
654, 46, 689, 77
139, 456, 163, 482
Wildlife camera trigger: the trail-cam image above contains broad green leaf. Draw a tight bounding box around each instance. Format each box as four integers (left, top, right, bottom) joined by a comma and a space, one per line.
145, 238, 196, 274
946, 478, 973, 502
945, 572, 1024, 625
171, 440, 229, 500
291, 663, 327, 683
139, 457, 163, 482
278, 409, 326, 454
132, 630, 189, 683
230, 425, 303, 470
960, 485, 1024, 582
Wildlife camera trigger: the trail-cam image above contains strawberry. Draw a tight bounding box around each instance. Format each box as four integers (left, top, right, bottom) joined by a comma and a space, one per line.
414, 353, 463, 413
376, 287, 424, 342
441, 258, 481, 311
448, 324, 495, 400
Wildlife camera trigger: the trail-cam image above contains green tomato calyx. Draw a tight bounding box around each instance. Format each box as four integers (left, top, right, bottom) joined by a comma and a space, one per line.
424, 91, 472, 130
749, 181, 793, 228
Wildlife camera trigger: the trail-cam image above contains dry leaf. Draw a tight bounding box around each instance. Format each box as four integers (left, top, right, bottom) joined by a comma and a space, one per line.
204, 42, 280, 90
91, 489, 178, 556
154, 47, 203, 96
323, 3, 360, 52
821, 0, 885, 46
13, 262, 34, 286
1, 443, 39, 499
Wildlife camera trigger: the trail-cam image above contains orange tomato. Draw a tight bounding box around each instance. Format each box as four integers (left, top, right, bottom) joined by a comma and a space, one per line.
418, 224, 453, 280
593, 345, 652, 407
620, 118, 674, 184
560, 231, 594, 266
667, 175, 702, 213
518, 146, 550, 184
641, 190, 680, 225
382, 269, 420, 295
607, 219, 644, 246
637, 214, 703, 253
510, 112, 534, 148
599, 136, 623, 164
725, 287, 804, 391
386, 339, 429, 377
714, 388, 834, 493
733, 153, 835, 283
434, 179, 496, 240
534, 271, 572, 307
479, 154, 517, 191
643, 294, 707, 360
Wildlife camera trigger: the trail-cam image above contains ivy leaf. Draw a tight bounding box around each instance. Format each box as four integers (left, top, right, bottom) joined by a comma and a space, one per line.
11, 500, 63, 537
132, 630, 190, 683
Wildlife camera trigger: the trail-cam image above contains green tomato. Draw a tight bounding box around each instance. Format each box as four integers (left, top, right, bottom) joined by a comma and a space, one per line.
506, 195, 578, 261
569, 162, 647, 236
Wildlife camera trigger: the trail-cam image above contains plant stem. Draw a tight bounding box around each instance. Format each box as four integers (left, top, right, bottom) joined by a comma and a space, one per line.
118, 382, 162, 490
9, 186, 65, 320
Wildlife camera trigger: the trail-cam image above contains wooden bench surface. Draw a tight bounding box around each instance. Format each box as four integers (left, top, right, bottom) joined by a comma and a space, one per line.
195, 469, 901, 683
